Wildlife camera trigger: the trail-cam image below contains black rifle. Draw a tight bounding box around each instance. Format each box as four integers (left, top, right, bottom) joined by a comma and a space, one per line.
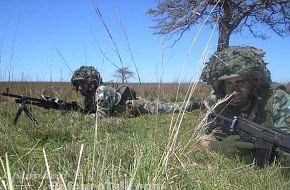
208, 112, 290, 167
1, 88, 83, 125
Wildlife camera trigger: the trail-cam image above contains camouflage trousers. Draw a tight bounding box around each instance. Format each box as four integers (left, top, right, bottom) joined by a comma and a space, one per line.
124, 98, 197, 116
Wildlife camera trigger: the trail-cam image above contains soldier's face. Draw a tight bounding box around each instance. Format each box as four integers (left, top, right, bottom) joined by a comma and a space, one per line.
222, 76, 252, 107
76, 82, 89, 96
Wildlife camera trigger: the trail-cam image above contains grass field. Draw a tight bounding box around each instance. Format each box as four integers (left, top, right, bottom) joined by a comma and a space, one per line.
1, 82, 290, 189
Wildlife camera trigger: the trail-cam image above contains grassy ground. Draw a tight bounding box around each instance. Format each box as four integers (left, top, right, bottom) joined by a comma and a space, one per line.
1, 82, 290, 189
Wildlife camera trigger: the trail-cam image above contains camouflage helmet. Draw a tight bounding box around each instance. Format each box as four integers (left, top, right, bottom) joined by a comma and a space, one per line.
201, 46, 272, 98
71, 66, 102, 92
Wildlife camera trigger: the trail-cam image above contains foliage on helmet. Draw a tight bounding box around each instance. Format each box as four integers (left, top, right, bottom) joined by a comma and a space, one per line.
201, 46, 272, 98
71, 66, 102, 88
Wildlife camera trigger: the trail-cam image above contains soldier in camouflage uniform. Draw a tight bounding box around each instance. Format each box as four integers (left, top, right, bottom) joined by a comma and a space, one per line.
71, 66, 125, 117
71, 66, 198, 118
71, 66, 102, 113
199, 46, 290, 163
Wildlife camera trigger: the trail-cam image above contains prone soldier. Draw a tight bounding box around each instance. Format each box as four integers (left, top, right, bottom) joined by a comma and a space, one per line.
199, 46, 290, 166
70, 66, 199, 118
70, 46, 290, 167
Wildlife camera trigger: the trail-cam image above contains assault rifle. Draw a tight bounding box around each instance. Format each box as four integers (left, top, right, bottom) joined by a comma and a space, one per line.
1, 88, 84, 125
208, 112, 290, 167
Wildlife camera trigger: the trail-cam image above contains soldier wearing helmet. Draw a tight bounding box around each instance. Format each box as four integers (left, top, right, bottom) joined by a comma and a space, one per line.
71, 66, 198, 117
71, 65, 146, 117
201, 46, 273, 126
71, 66, 123, 117
71, 66, 102, 114
199, 46, 290, 162
125, 46, 289, 125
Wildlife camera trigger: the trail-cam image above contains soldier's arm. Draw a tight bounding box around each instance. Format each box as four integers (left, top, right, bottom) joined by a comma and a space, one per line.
273, 89, 290, 133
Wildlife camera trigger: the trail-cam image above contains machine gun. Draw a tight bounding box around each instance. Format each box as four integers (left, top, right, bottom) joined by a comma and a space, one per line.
1, 88, 83, 125
208, 112, 290, 167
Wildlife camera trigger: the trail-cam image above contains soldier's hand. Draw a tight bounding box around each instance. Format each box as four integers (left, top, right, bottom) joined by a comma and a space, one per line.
200, 140, 212, 148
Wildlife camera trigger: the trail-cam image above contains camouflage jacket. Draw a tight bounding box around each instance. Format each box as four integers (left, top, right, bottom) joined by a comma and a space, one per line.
272, 89, 290, 132
94, 85, 121, 118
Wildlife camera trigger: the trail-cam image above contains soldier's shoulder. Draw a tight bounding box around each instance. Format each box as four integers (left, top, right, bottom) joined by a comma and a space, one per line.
272, 82, 289, 96
272, 85, 290, 103
271, 83, 290, 116
271, 86, 290, 131
273, 90, 288, 103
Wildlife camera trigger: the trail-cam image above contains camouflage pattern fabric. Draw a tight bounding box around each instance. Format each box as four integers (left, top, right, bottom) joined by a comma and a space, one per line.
82, 84, 191, 117
84, 95, 96, 114
117, 86, 137, 105
201, 46, 272, 99
272, 89, 290, 132
71, 66, 102, 91
204, 86, 290, 134
125, 98, 202, 116
199, 46, 290, 163
204, 87, 290, 161
95, 85, 121, 118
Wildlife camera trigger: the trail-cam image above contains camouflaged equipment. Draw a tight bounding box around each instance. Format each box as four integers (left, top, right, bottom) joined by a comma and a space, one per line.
201, 46, 272, 98
95, 85, 121, 118
71, 66, 102, 90
117, 86, 137, 105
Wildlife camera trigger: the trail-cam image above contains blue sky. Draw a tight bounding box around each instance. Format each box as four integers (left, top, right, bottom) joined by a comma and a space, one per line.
0, 0, 289, 83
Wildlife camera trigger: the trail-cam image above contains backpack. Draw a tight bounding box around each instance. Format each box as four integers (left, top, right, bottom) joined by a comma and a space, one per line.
117, 86, 137, 105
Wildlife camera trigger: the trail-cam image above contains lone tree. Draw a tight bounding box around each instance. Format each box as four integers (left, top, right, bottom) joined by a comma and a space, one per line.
114, 67, 134, 84
147, 0, 290, 51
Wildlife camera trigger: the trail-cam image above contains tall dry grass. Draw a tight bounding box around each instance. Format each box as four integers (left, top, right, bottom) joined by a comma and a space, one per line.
112, 82, 211, 101
0, 81, 211, 102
